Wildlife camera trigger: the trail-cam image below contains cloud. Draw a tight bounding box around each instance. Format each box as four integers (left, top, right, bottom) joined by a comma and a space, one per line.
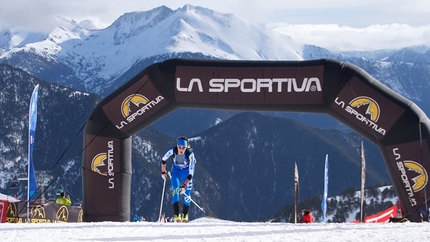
1, 1, 429, 52
1, 0, 430, 31
269, 23, 430, 52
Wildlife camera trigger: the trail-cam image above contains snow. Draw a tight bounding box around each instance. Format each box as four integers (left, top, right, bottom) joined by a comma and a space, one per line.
1, 217, 429, 241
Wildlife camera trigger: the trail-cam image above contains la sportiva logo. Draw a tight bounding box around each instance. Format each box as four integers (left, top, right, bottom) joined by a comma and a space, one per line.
91, 141, 115, 189
6, 203, 22, 223
8, 202, 17, 217
91, 153, 108, 176
121, 94, 149, 118
393, 148, 429, 207
335, 96, 386, 135
77, 209, 83, 222
349, 97, 380, 122
30, 205, 46, 218
176, 77, 322, 93
397, 160, 428, 207
56, 206, 70, 222
115, 94, 164, 130
398, 161, 428, 192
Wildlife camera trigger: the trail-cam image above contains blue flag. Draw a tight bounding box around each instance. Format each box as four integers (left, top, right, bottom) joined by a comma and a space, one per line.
322, 154, 329, 222
28, 84, 39, 200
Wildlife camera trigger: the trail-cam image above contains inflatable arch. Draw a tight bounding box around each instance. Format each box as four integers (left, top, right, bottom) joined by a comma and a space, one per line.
82, 58, 430, 222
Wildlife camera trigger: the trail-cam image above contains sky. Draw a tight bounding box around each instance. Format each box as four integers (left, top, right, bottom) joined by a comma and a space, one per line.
1, 217, 430, 241
0, 1, 429, 51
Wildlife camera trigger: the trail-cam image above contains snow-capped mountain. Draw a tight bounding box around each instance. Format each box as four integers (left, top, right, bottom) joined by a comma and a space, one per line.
0, 4, 429, 222
0, 5, 303, 96
0, 64, 100, 200
0, 4, 429, 136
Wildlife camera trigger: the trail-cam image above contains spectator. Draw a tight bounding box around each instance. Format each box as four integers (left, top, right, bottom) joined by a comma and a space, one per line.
56, 189, 71, 206
301, 208, 313, 223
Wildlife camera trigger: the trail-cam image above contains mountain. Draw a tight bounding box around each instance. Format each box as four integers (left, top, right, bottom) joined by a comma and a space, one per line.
0, 4, 428, 222
128, 110, 392, 222
0, 64, 390, 221
273, 185, 398, 223
184, 112, 389, 221
0, 64, 100, 199
0, 5, 429, 137
0, 5, 303, 97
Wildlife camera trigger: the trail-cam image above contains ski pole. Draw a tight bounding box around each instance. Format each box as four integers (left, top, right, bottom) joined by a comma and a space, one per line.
183, 193, 205, 212
168, 172, 205, 212
158, 176, 167, 222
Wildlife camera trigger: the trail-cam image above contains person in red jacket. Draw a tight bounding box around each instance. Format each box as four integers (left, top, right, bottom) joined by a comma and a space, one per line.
301, 208, 313, 223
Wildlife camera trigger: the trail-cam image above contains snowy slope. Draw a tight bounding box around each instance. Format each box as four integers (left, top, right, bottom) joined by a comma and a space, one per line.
0, 220, 429, 241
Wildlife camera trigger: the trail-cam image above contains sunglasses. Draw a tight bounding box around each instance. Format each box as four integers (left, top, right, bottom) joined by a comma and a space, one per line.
177, 146, 186, 150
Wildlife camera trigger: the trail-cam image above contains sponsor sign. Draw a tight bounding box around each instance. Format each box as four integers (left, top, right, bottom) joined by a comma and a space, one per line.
175, 65, 325, 105
102, 75, 168, 133
30, 205, 46, 219
331, 77, 405, 140
85, 135, 120, 190
386, 140, 430, 208
6, 202, 82, 223
56, 205, 70, 222
7, 202, 18, 220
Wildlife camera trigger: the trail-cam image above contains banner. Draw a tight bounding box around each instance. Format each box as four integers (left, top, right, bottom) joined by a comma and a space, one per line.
28, 84, 39, 200
360, 141, 366, 222
322, 154, 329, 222
294, 162, 299, 223
27, 84, 39, 221
6, 201, 83, 223
351, 205, 397, 223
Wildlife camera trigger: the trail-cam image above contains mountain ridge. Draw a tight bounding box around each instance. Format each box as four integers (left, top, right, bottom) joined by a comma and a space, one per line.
0, 4, 429, 222
0, 64, 390, 221
1, 5, 428, 137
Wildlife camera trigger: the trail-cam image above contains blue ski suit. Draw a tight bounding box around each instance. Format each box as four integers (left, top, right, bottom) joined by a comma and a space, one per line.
161, 147, 196, 206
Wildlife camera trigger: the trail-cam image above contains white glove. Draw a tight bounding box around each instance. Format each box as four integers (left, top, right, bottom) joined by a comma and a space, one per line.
180, 184, 186, 194
161, 171, 167, 180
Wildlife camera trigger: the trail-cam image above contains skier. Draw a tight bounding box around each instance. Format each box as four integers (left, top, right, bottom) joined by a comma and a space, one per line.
161, 136, 197, 223
301, 208, 313, 223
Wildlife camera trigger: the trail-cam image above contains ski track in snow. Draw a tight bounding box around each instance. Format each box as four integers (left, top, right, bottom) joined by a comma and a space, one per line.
1, 217, 430, 241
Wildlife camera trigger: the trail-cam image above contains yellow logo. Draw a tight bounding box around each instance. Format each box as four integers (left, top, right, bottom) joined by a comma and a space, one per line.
8, 203, 17, 217
56, 206, 69, 222
404, 160, 428, 192
121, 94, 149, 118
91, 153, 107, 176
30, 205, 46, 218
77, 209, 83, 222
349, 96, 380, 122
